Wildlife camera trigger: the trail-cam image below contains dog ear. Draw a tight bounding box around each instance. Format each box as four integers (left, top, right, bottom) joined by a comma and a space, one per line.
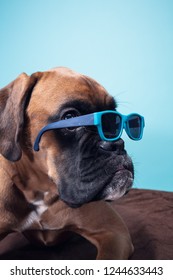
0, 72, 40, 162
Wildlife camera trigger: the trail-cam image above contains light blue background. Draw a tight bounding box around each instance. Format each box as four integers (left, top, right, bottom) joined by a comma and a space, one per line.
0, 0, 172, 192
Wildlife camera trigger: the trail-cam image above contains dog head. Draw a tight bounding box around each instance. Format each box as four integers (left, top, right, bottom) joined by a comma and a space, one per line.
0, 67, 134, 207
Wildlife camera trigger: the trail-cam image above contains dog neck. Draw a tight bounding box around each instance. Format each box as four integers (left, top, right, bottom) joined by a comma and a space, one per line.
0, 153, 58, 199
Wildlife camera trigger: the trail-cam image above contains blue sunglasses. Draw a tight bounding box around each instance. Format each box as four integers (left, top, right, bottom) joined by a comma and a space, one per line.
34, 110, 145, 151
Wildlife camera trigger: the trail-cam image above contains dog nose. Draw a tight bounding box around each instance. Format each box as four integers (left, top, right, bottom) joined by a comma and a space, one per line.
99, 139, 125, 153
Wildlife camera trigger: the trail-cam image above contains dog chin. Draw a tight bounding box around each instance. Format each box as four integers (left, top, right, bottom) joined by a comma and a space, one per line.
60, 170, 133, 208
95, 169, 133, 201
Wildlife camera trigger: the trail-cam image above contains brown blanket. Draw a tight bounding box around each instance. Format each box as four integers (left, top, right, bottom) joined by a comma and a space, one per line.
0, 188, 173, 260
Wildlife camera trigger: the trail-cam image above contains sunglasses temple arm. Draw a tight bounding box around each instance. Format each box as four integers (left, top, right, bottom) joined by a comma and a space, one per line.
33, 114, 95, 151
34, 128, 47, 151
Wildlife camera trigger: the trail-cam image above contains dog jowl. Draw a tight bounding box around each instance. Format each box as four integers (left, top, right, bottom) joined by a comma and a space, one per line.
50, 123, 134, 208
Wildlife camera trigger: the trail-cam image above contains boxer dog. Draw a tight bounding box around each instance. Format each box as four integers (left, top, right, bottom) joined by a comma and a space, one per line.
0, 67, 136, 259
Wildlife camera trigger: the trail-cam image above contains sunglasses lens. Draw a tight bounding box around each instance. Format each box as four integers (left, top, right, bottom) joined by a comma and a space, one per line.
127, 115, 142, 139
101, 113, 122, 139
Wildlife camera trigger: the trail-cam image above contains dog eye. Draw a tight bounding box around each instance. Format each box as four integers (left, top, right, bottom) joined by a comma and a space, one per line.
62, 110, 79, 131
63, 112, 78, 120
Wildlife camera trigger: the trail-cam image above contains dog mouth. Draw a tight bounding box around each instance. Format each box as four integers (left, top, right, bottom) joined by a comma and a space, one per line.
94, 166, 133, 202
60, 166, 133, 208
56, 135, 134, 208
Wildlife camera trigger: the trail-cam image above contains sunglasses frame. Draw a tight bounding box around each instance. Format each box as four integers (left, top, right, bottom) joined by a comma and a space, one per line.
95, 111, 145, 142
34, 110, 145, 151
